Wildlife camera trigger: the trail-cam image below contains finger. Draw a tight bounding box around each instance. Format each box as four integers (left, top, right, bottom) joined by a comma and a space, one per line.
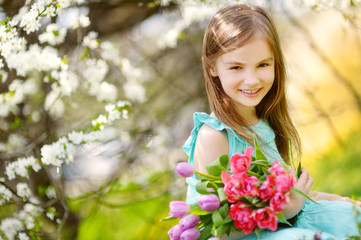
289, 168, 296, 177
296, 168, 309, 185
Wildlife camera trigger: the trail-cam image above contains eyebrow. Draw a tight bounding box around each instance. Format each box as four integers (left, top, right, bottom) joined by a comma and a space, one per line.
224, 57, 274, 65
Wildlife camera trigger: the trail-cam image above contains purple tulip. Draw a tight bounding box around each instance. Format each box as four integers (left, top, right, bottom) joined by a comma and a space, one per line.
176, 162, 195, 178
314, 232, 322, 240
169, 201, 190, 218
180, 227, 200, 240
179, 214, 199, 230
168, 225, 182, 240
198, 194, 220, 211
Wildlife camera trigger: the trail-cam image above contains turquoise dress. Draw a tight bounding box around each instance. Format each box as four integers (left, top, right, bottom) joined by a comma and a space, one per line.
183, 112, 361, 240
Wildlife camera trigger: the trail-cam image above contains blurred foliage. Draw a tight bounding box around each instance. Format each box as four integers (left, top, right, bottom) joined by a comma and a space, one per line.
68, 171, 183, 240
307, 125, 361, 199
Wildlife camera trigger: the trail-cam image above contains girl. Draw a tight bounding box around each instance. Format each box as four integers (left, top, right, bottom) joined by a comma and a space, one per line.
183, 3, 361, 240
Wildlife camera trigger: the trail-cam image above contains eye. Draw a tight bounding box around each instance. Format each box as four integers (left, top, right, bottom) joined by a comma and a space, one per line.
258, 63, 270, 68
229, 66, 242, 70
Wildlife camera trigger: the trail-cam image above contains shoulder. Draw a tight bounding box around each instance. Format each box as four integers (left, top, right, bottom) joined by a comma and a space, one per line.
194, 124, 229, 173
197, 124, 228, 147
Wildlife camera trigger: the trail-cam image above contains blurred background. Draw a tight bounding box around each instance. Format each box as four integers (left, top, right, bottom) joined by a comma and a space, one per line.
0, 0, 360, 239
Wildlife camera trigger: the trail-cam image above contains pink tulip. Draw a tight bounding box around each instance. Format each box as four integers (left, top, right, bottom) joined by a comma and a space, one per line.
229, 147, 253, 174
259, 180, 276, 202
274, 174, 295, 193
198, 194, 220, 211
239, 175, 259, 197
168, 225, 182, 240
180, 227, 200, 240
169, 201, 190, 218
179, 214, 199, 230
254, 207, 278, 231
176, 162, 195, 178
229, 202, 256, 234
268, 160, 287, 175
270, 192, 288, 213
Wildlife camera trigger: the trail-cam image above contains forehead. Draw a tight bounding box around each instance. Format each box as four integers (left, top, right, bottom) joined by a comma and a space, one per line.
218, 37, 273, 64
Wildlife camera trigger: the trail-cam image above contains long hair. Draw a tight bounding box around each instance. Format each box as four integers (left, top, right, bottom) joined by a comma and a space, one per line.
202, 4, 301, 164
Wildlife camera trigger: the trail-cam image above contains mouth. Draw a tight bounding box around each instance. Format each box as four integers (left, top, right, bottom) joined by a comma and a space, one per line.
239, 88, 262, 97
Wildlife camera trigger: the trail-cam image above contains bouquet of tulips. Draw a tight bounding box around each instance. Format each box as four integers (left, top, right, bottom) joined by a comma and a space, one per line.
162, 139, 312, 240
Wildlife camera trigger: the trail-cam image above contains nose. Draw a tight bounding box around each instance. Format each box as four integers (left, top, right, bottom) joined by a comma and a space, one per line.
243, 69, 259, 86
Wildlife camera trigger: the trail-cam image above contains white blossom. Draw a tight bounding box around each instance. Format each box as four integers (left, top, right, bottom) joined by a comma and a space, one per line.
72, 14, 91, 29
18, 232, 29, 240
0, 70, 8, 83
45, 186, 56, 199
101, 41, 121, 65
0, 185, 12, 205
17, 211, 35, 230
83, 59, 109, 93
0, 218, 23, 240
50, 67, 79, 96
9, 6, 29, 26
82, 31, 99, 49
120, 58, 143, 82
39, 24, 67, 46
44, 89, 65, 118
123, 81, 146, 102
41, 137, 75, 167
5, 156, 41, 180
98, 81, 117, 102
46, 207, 56, 221
8, 134, 27, 151
6, 45, 62, 77
19, 10, 41, 34
16, 183, 32, 199
23, 203, 43, 217
68, 131, 85, 145
0, 25, 24, 58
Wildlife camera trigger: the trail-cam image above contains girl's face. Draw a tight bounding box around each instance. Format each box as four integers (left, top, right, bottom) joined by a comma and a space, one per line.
210, 37, 275, 118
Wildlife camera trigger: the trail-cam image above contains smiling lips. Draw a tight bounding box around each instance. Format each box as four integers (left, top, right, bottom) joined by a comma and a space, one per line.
239, 88, 262, 97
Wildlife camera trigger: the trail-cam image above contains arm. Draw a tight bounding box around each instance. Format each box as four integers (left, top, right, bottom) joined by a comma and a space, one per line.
193, 124, 229, 174
310, 191, 361, 207
283, 167, 313, 219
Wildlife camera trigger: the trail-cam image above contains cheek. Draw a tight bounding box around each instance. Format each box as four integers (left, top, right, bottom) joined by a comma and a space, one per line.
261, 69, 275, 86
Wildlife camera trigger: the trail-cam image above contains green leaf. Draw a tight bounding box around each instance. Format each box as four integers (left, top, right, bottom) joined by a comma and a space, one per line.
246, 170, 261, 178
276, 212, 292, 226
188, 204, 212, 216
195, 182, 211, 194
217, 188, 228, 204
296, 162, 302, 178
80, 47, 89, 61
218, 204, 229, 219
254, 137, 266, 160
160, 215, 177, 222
212, 210, 224, 226
211, 223, 231, 237
199, 224, 212, 240
255, 227, 261, 240
350, 0, 356, 7
291, 188, 321, 205
195, 181, 219, 194
206, 154, 229, 176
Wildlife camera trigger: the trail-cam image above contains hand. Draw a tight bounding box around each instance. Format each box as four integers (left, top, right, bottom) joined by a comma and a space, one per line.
283, 167, 313, 219
341, 196, 361, 207
290, 167, 313, 195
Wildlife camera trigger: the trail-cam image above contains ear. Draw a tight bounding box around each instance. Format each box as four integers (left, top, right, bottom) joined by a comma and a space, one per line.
209, 65, 218, 77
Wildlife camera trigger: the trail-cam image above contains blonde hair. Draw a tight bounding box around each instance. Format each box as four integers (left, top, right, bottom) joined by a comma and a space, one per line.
202, 4, 301, 164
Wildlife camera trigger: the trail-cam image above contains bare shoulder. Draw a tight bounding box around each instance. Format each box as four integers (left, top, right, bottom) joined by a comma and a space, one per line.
194, 124, 229, 173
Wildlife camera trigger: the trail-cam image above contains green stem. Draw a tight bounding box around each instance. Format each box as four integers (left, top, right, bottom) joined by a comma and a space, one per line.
246, 170, 261, 178
195, 171, 222, 180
